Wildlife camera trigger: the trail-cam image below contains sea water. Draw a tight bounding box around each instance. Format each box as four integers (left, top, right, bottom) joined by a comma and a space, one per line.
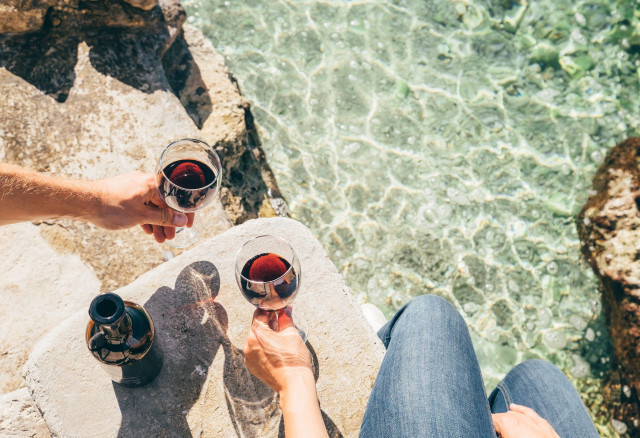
186, 0, 640, 433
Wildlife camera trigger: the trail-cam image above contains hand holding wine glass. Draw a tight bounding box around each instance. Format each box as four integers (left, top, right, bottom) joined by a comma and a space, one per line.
243, 306, 312, 393
240, 242, 326, 438
155, 138, 222, 248
235, 235, 308, 340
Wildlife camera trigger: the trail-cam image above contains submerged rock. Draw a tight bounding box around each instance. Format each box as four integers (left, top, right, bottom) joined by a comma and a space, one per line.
578, 137, 640, 430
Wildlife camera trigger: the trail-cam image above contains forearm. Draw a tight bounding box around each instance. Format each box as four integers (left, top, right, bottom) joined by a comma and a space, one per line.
0, 163, 100, 225
279, 373, 329, 438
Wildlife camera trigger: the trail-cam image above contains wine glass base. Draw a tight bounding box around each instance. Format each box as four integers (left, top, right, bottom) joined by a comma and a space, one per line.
163, 226, 200, 248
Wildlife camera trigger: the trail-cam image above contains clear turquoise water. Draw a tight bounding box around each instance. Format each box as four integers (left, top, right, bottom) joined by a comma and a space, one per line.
186, 0, 640, 433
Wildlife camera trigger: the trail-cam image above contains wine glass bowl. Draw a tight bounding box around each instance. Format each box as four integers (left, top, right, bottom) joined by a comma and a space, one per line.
155, 138, 222, 247
156, 139, 221, 213
235, 235, 301, 311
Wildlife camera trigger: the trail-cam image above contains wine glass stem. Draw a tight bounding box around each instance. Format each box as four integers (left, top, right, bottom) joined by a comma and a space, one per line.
269, 310, 279, 332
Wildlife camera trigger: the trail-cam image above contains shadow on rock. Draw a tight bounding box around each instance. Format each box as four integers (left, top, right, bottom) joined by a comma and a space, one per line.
222, 335, 280, 437
113, 260, 224, 436
0, 0, 208, 125
0, 21, 80, 102
162, 33, 212, 129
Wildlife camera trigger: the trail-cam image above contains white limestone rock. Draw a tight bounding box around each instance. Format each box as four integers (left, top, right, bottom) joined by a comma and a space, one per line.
0, 387, 50, 437
24, 218, 385, 437
0, 223, 100, 394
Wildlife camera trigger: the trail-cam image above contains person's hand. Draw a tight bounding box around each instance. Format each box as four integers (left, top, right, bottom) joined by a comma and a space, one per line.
243, 307, 313, 394
89, 171, 194, 242
492, 404, 560, 438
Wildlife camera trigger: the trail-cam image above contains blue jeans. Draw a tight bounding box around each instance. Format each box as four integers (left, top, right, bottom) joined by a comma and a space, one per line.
359, 295, 598, 438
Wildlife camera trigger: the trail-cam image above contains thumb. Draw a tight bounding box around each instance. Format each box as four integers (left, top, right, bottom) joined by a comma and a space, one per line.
144, 204, 187, 227
277, 306, 295, 331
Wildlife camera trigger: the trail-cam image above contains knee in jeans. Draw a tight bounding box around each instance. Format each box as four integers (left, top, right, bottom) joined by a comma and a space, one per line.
515, 359, 559, 374
403, 294, 462, 324
509, 359, 565, 383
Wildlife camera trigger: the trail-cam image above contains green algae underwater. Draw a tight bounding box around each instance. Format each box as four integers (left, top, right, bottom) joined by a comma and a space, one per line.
186, 0, 640, 435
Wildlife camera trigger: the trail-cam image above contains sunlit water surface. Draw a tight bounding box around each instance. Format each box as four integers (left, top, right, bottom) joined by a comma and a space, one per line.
185, 0, 640, 433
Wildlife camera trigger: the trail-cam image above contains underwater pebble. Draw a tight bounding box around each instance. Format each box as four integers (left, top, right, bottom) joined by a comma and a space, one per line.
537, 308, 552, 327
570, 354, 590, 378
546, 261, 558, 275
163, 251, 175, 262
611, 419, 627, 434
569, 314, 587, 331
585, 328, 595, 342
544, 330, 567, 349
463, 302, 478, 314
623, 385, 632, 398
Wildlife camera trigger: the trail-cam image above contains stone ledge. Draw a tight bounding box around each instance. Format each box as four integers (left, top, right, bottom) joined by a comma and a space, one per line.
23, 217, 385, 437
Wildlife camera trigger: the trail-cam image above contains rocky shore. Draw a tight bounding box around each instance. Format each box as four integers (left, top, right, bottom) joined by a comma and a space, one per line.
579, 137, 640, 435
0, 0, 295, 434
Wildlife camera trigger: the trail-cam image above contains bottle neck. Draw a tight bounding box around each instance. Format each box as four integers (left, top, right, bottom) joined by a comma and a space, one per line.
99, 312, 132, 344
88, 293, 131, 345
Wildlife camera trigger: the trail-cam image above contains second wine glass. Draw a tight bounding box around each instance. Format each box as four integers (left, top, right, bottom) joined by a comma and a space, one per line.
235, 235, 308, 341
155, 138, 222, 248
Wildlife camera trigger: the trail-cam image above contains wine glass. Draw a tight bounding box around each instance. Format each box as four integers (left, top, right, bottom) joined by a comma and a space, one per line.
235, 235, 308, 341
155, 138, 222, 248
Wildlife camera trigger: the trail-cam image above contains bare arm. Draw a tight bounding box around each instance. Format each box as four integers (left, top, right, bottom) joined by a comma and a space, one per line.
0, 163, 101, 225
244, 308, 329, 438
0, 163, 193, 242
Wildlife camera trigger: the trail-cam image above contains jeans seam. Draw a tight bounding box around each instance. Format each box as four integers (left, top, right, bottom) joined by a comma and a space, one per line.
477, 366, 496, 435
496, 382, 512, 407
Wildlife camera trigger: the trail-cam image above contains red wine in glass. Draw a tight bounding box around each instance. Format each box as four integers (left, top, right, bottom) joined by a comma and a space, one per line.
240, 253, 299, 306
159, 159, 218, 212
154, 138, 222, 248
235, 235, 307, 340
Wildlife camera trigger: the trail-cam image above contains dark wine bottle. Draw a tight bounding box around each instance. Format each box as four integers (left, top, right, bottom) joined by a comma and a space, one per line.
86, 292, 163, 387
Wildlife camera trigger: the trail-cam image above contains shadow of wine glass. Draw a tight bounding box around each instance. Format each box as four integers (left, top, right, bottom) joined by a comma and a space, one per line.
220, 337, 281, 437
113, 260, 225, 437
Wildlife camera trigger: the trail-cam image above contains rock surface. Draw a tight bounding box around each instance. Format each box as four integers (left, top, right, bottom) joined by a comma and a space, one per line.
0, 388, 51, 437
0, 223, 101, 395
0, 0, 164, 35
163, 25, 288, 223
0, 0, 293, 402
0, 0, 57, 34
578, 137, 640, 430
23, 217, 385, 437
0, 2, 291, 435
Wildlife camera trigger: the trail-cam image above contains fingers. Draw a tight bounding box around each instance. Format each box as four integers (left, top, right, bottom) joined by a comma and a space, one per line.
144, 204, 187, 227
153, 225, 166, 243
509, 404, 540, 420
186, 213, 195, 228
140, 224, 153, 234
277, 307, 295, 331
491, 413, 511, 435
163, 226, 176, 240
252, 308, 271, 328
509, 404, 558, 436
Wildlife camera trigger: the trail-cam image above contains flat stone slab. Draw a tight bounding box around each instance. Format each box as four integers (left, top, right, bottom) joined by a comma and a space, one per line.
24, 218, 385, 437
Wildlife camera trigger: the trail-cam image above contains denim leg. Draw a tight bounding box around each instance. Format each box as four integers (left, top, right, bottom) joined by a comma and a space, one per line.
488, 359, 598, 438
359, 295, 496, 438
